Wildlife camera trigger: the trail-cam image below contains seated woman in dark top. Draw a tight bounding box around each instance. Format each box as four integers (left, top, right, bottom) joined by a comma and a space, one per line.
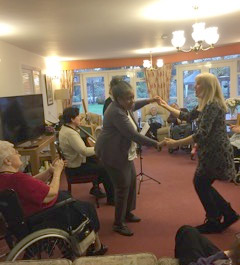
167, 103, 192, 140
0, 140, 107, 256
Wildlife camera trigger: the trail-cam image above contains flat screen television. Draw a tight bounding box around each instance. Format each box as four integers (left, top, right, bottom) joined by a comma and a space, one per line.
0, 94, 45, 145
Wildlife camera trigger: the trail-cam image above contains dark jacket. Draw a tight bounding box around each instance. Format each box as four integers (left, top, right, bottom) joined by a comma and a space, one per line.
95, 100, 158, 170
180, 103, 235, 181
103, 97, 113, 115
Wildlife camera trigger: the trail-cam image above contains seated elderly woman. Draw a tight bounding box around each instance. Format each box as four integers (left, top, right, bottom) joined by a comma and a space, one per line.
0, 140, 107, 256
145, 105, 164, 139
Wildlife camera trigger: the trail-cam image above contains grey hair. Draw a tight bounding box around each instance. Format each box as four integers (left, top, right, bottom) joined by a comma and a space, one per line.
112, 81, 133, 101
0, 141, 14, 167
110, 76, 123, 89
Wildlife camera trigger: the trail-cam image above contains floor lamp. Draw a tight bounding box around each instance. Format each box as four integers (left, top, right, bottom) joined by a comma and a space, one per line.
54, 89, 70, 115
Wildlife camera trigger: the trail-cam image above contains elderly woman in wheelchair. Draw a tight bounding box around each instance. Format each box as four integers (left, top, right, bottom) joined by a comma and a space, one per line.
0, 140, 107, 261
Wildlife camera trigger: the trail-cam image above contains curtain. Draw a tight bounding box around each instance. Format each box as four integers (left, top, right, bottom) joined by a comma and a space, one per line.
60, 70, 74, 108
145, 63, 172, 101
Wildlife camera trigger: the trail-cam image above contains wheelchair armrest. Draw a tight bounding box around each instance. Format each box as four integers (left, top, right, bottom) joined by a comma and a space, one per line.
27, 198, 76, 226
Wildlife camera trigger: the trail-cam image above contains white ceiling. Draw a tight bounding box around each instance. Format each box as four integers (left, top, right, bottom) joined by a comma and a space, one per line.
0, 0, 240, 61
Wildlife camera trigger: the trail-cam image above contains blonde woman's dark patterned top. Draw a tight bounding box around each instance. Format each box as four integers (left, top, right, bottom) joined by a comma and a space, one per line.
179, 102, 235, 181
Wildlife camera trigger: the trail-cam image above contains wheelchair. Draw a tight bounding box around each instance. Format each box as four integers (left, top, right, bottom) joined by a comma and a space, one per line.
0, 189, 96, 261
168, 123, 193, 154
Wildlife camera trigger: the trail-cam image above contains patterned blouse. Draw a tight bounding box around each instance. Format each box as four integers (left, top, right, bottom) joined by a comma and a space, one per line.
179, 102, 235, 181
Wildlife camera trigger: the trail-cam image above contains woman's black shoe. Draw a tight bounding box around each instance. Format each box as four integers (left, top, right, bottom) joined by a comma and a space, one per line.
87, 244, 108, 256
89, 187, 106, 198
222, 212, 240, 230
195, 218, 223, 234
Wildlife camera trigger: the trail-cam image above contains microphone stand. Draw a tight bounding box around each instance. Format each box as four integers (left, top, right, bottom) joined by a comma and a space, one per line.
137, 145, 161, 195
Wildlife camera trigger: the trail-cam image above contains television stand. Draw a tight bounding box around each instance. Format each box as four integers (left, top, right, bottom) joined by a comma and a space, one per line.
16, 135, 56, 175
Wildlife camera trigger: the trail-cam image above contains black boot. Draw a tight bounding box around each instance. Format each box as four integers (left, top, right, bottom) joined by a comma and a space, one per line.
195, 217, 223, 234
221, 204, 240, 230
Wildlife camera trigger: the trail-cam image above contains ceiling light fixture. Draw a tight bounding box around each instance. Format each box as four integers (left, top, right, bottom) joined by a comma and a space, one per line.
143, 52, 164, 70
171, 6, 219, 53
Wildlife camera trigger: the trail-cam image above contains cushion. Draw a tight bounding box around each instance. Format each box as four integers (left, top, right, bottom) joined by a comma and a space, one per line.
73, 253, 158, 265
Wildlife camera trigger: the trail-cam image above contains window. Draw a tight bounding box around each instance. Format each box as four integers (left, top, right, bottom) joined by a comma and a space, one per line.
183, 69, 201, 110
72, 74, 82, 112
85, 76, 106, 114
176, 58, 238, 110
209, 67, 230, 99
136, 71, 148, 99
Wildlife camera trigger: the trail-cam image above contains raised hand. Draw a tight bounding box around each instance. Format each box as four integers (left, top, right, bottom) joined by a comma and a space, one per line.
158, 97, 169, 108
151, 96, 161, 105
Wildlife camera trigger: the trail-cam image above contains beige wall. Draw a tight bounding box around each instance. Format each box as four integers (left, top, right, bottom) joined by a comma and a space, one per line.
0, 40, 59, 122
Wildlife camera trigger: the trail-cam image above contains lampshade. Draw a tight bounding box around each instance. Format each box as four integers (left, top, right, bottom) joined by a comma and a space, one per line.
171, 31, 186, 48
156, 59, 164, 67
54, 89, 70, 100
191, 22, 206, 42
143, 60, 152, 68
204, 27, 219, 45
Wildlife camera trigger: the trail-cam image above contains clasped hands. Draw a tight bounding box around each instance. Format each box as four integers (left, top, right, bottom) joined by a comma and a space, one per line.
156, 138, 179, 151
48, 158, 67, 175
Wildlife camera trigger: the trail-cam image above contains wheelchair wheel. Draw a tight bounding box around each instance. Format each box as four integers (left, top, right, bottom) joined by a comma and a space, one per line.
6, 228, 75, 261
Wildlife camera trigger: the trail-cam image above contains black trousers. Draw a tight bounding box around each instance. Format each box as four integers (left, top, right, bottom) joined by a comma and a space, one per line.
65, 157, 114, 201
193, 168, 230, 219
149, 122, 162, 137
175, 225, 220, 265
34, 191, 100, 232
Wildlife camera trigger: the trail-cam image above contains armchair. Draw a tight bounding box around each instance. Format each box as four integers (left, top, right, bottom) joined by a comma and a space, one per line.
141, 103, 170, 142
79, 112, 102, 138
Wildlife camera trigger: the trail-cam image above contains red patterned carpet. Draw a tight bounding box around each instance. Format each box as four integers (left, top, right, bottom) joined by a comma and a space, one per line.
60, 147, 240, 258
0, 147, 239, 259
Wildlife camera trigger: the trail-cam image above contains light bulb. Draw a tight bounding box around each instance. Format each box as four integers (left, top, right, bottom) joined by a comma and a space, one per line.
205, 27, 219, 45
192, 22, 206, 42
171, 31, 186, 48
143, 60, 152, 68
156, 59, 164, 67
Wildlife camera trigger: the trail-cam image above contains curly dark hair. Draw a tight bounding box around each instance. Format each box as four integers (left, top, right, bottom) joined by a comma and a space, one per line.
62, 107, 79, 124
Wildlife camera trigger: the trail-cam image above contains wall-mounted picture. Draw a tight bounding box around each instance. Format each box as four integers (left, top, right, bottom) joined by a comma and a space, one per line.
45, 75, 54, 105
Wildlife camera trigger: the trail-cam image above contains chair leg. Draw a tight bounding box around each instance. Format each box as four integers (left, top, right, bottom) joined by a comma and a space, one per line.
96, 197, 100, 208
68, 183, 72, 194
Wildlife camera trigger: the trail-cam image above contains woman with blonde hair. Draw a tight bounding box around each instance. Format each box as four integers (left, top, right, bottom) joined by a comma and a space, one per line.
159, 73, 238, 234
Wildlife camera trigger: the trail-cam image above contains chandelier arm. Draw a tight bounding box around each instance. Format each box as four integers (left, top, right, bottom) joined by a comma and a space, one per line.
201, 44, 214, 51
177, 47, 193, 53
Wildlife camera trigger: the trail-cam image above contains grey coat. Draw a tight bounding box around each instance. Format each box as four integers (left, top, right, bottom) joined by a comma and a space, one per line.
95, 100, 158, 170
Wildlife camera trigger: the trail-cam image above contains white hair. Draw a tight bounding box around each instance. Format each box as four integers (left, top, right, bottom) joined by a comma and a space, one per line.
0, 141, 14, 167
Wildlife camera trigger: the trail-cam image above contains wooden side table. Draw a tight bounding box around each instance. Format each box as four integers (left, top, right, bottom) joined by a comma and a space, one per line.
16, 135, 56, 175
